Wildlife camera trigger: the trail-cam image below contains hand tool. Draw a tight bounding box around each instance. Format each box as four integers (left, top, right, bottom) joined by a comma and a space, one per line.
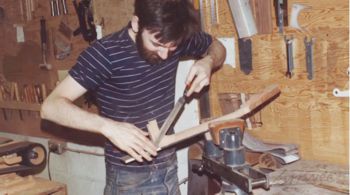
227, 0, 257, 38
304, 37, 315, 80
290, 4, 311, 31
284, 36, 294, 78
199, 0, 206, 30
274, 0, 288, 34
62, 0, 68, 15
39, 17, 52, 70
52, 0, 58, 16
122, 83, 193, 163
73, 0, 97, 43
13, 83, 24, 120
238, 38, 252, 75
50, 0, 55, 16
209, 0, 219, 26
55, 0, 61, 16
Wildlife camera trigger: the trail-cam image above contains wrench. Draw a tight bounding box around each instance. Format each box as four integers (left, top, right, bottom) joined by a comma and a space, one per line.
284, 36, 294, 78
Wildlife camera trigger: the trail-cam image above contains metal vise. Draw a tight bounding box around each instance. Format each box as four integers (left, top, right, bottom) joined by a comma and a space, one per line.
193, 120, 269, 195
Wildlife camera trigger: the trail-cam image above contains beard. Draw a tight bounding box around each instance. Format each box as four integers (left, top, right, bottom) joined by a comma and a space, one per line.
136, 32, 164, 65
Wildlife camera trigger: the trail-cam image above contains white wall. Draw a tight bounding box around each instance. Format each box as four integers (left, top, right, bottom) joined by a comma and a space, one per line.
0, 60, 199, 195
174, 60, 200, 195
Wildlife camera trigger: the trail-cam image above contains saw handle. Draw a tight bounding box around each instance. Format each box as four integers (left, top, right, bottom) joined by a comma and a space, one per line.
40, 17, 47, 45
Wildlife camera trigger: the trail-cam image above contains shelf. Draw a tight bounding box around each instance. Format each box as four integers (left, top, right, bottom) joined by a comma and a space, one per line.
0, 101, 41, 111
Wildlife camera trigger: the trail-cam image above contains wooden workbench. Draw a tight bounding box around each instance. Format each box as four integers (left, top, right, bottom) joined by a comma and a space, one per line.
0, 173, 67, 195
254, 160, 349, 195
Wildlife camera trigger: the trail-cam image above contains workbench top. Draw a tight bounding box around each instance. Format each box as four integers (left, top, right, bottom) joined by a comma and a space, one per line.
254, 160, 349, 195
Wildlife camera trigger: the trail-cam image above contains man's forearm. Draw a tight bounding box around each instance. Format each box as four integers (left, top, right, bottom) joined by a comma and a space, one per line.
205, 38, 226, 70
41, 97, 110, 135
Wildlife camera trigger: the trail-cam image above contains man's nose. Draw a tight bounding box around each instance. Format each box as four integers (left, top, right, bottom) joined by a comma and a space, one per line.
158, 47, 169, 60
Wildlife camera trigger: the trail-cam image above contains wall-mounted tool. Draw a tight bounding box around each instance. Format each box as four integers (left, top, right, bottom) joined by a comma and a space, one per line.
73, 0, 97, 43
50, 0, 55, 16
238, 38, 252, 75
51, 0, 68, 16
55, 0, 61, 16
284, 36, 294, 78
227, 0, 257, 38
290, 4, 311, 31
193, 121, 270, 194
198, 0, 206, 31
210, 0, 219, 26
304, 37, 315, 80
39, 17, 52, 70
61, 0, 68, 15
274, 0, 288, 34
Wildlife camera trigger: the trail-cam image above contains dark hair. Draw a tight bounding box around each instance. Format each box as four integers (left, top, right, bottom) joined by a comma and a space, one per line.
134, 0, 199, 45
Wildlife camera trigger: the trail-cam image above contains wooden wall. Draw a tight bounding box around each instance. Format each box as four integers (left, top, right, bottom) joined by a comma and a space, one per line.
0, 0, 348, 165
0, 0, 90, 142
204, 0, 349, 165
0, 0, 136, 145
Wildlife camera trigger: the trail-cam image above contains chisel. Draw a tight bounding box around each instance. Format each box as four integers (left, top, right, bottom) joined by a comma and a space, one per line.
122, 84, 192, 163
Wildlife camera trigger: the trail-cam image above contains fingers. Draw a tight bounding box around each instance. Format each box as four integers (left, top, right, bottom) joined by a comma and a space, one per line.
131, 128, 158, 155
105, 122, 158, 162
186, 73, 210, 96
185, 61, 211, 96
128, 142, 154, 162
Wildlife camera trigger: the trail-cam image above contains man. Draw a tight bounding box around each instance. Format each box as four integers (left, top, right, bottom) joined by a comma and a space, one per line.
41, 0, 225, 194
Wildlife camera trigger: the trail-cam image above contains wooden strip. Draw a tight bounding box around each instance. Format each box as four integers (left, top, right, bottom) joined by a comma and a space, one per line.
147, 120, 160, 142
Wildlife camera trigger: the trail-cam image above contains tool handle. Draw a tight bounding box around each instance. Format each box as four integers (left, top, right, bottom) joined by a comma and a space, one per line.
40, 17, 47, 44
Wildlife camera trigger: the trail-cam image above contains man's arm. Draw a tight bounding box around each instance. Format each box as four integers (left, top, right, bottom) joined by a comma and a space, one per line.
41, 75, 157, 162
185, 37, 226, 96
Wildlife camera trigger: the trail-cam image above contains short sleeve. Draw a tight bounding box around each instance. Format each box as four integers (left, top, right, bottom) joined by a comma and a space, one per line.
179, 31, 213, 58
69, 41, 113, 91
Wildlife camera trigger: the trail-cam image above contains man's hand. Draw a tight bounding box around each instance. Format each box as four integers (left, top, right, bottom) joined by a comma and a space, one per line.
185, 56, 213, 96
101, 120, 158, 162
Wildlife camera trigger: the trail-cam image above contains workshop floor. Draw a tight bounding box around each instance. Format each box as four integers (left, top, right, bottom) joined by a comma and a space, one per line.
254, 160, 349, 195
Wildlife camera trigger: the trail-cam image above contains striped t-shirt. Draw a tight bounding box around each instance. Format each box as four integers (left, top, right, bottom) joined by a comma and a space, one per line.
69, 26, 212, 168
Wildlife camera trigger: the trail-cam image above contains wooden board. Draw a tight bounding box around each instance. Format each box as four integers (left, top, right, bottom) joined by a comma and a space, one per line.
205, 0, 349, 165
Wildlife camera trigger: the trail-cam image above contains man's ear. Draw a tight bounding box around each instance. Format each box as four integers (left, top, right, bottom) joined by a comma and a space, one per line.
131, 15, 139, 33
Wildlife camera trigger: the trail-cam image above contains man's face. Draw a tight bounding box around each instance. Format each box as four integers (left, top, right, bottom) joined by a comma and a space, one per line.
136, 29, 177, 65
